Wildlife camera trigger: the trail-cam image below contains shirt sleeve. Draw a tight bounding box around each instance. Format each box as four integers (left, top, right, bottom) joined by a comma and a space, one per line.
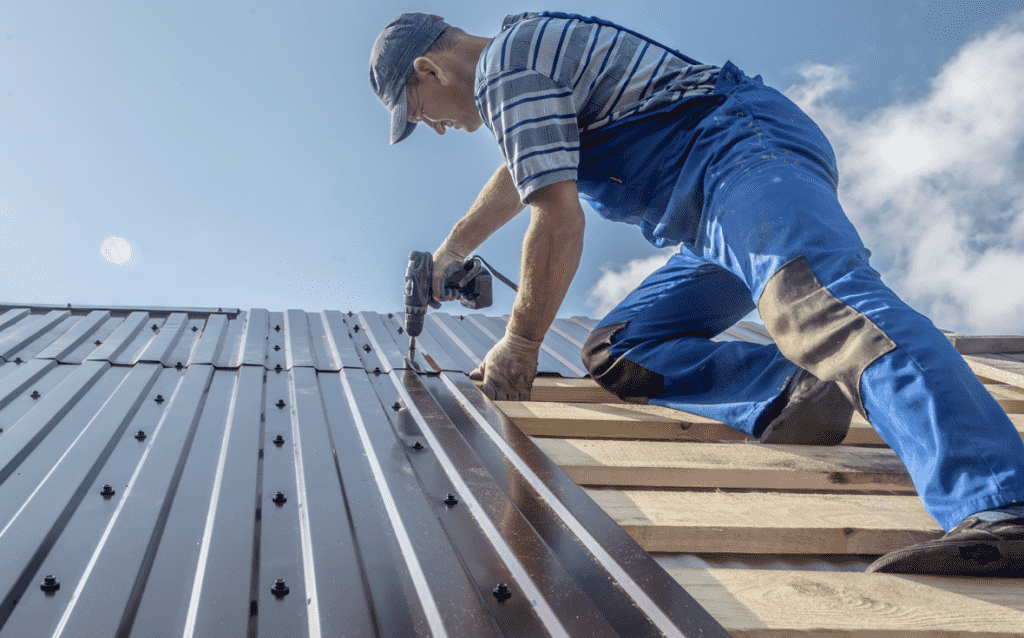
477, 69, 580, 203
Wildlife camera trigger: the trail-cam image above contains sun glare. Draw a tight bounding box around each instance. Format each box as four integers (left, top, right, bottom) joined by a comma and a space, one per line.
101, 236, 133, 265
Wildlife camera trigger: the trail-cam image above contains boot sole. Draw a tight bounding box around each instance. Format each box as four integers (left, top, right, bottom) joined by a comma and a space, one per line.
867, 539, 1024, 576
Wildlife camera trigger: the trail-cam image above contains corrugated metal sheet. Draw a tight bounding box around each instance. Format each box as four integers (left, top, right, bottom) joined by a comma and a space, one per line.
0, 305, 729, 638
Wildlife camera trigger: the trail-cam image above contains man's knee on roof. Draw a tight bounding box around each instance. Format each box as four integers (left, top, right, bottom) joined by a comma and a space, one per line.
582, 321, 663, 404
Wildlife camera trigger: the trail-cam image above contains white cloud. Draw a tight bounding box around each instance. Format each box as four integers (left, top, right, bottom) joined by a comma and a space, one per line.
785, 11, 1024, 334
586, 250, 674, 317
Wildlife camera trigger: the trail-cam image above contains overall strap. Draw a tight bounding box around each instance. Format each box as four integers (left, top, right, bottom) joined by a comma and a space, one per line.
537, 11, 704, 66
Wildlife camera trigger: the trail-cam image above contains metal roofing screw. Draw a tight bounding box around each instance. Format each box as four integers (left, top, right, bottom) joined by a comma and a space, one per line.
271, 579, 289, 597
217, 308, 223, 312
373, 367, 381, 376
14, 357, 23, 364
352, 324, 360, 333
413, 441, 423, 450
387, 313, 393, 318
444, 494, 458, 507
347, 311, 353, 317
135, 430, 146, 441
40, 575, 60, 594
459, 315, 465, 320
94, 339, 102, 346
274, 325, 281, 332
274, 364, 282, 372
273, 345, 281, 351
155, 394, 164, 403
191, 325, 198, 332
152, 324, 158, 331
397, 326, 404, 334
100, 484, 115, 498
30, 390, 40, 399
175, 362, 183, 370
274, 434, 285, 446
272, 491, 287, 505
363, 344, 372, 353
391, 401, 401, 411
493, 583, 512, 603
276, 399, 286, 408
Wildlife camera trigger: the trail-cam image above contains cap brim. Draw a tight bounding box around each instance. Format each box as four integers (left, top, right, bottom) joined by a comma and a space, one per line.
390, 85, 416, 144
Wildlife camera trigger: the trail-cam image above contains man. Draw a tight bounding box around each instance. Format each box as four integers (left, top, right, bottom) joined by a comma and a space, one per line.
369, 12, 1024, 576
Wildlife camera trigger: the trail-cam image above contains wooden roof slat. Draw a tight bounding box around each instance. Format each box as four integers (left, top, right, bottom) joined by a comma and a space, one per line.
500, 401, 1024, 446
522, 377, 1024, 415
534, 438, 915, 492
964, 354, 1024, 390
668, 568, 1024, 637
584, 488, 943, 554
946, 334, 1024, 355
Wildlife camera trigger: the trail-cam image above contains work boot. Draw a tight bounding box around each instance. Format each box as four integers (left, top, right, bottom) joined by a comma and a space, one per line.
867, 504, 1024, 576
759, 369, 853, 445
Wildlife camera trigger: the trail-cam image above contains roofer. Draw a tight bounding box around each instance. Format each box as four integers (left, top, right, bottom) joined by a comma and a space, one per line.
370, 12, 1024, 576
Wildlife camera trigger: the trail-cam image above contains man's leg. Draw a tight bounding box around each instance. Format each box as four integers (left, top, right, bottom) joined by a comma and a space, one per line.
582, 248, 805, 438
698, 71, 1024, 550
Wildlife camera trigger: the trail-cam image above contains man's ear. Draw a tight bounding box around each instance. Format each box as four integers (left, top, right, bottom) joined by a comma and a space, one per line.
412, 56, 449, 85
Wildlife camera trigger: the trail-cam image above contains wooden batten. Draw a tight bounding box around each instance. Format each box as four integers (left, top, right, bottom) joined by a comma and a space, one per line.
670, 568, 1024, 637
533, 439, 916, 492
498, 400, 1024, 445
584, 488, 942, 554
485, 334, 1024, 637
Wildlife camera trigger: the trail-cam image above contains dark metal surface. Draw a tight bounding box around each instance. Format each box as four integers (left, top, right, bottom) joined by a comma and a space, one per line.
0, 303, 738, 637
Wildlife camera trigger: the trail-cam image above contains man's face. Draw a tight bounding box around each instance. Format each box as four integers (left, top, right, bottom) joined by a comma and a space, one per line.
406, 69, 483, 136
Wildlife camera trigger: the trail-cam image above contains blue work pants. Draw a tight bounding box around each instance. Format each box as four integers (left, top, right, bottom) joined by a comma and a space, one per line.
583, 63, 1024, 531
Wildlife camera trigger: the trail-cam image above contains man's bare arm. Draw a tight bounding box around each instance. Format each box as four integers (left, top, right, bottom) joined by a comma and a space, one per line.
509, 179, 585, 341
471, 179, 585, 400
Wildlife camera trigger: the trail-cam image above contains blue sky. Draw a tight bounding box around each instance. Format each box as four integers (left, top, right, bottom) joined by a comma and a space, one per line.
2, 1, 1023, 334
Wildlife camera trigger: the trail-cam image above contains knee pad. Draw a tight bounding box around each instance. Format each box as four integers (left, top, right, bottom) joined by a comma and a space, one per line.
758, 256, 896, 417
582, 322, 664, 403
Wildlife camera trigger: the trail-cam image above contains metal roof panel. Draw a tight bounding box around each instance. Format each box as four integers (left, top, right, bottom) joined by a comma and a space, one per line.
0, 303, 733, 637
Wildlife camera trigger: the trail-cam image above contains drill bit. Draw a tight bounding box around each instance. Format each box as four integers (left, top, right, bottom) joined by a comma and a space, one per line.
408, 335, 416, 360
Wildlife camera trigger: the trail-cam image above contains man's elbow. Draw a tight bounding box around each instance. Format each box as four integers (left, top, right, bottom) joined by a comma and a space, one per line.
530, 180, 585, 234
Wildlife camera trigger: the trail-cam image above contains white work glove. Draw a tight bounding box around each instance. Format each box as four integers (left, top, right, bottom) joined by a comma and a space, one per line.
470, 331, 543, 401
432, 239, 470, 303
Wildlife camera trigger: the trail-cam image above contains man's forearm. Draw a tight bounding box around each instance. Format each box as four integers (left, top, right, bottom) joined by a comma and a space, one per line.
441, 164, 526, 253
508, 181, 585, 342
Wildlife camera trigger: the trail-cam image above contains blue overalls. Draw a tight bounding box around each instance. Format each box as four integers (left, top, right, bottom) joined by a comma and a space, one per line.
555, 14, 1024, 531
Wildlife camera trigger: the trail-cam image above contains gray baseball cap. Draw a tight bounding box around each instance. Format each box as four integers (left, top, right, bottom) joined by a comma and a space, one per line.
369, 13, 450, 144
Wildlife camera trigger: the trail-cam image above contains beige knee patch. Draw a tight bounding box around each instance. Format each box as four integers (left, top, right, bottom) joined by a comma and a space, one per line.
758, 256, 896, 417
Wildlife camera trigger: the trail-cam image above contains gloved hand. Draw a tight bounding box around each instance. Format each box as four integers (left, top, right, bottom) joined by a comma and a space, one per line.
432, 239, 470, 303
470, 330, 543, 401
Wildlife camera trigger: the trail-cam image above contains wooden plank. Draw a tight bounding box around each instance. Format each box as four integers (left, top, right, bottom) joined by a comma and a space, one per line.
964, 354, 1024, 390
526, 377, 623, 403
534, 439, 915, 492
668, 568, 1024, 637
987, 384, 1024, 414
497, 399, 1024, 446
525, 377, 1024, 414
499, 400, 893, 445
947, 334, 1024, 355
586, 488, 943, 554
496, 400, 753, 442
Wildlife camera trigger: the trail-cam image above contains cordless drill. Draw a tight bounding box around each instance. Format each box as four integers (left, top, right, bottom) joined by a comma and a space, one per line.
404, 250, 493, 357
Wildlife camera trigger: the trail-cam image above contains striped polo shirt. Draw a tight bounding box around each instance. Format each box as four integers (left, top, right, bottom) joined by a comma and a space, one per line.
475, 13, 720, 201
